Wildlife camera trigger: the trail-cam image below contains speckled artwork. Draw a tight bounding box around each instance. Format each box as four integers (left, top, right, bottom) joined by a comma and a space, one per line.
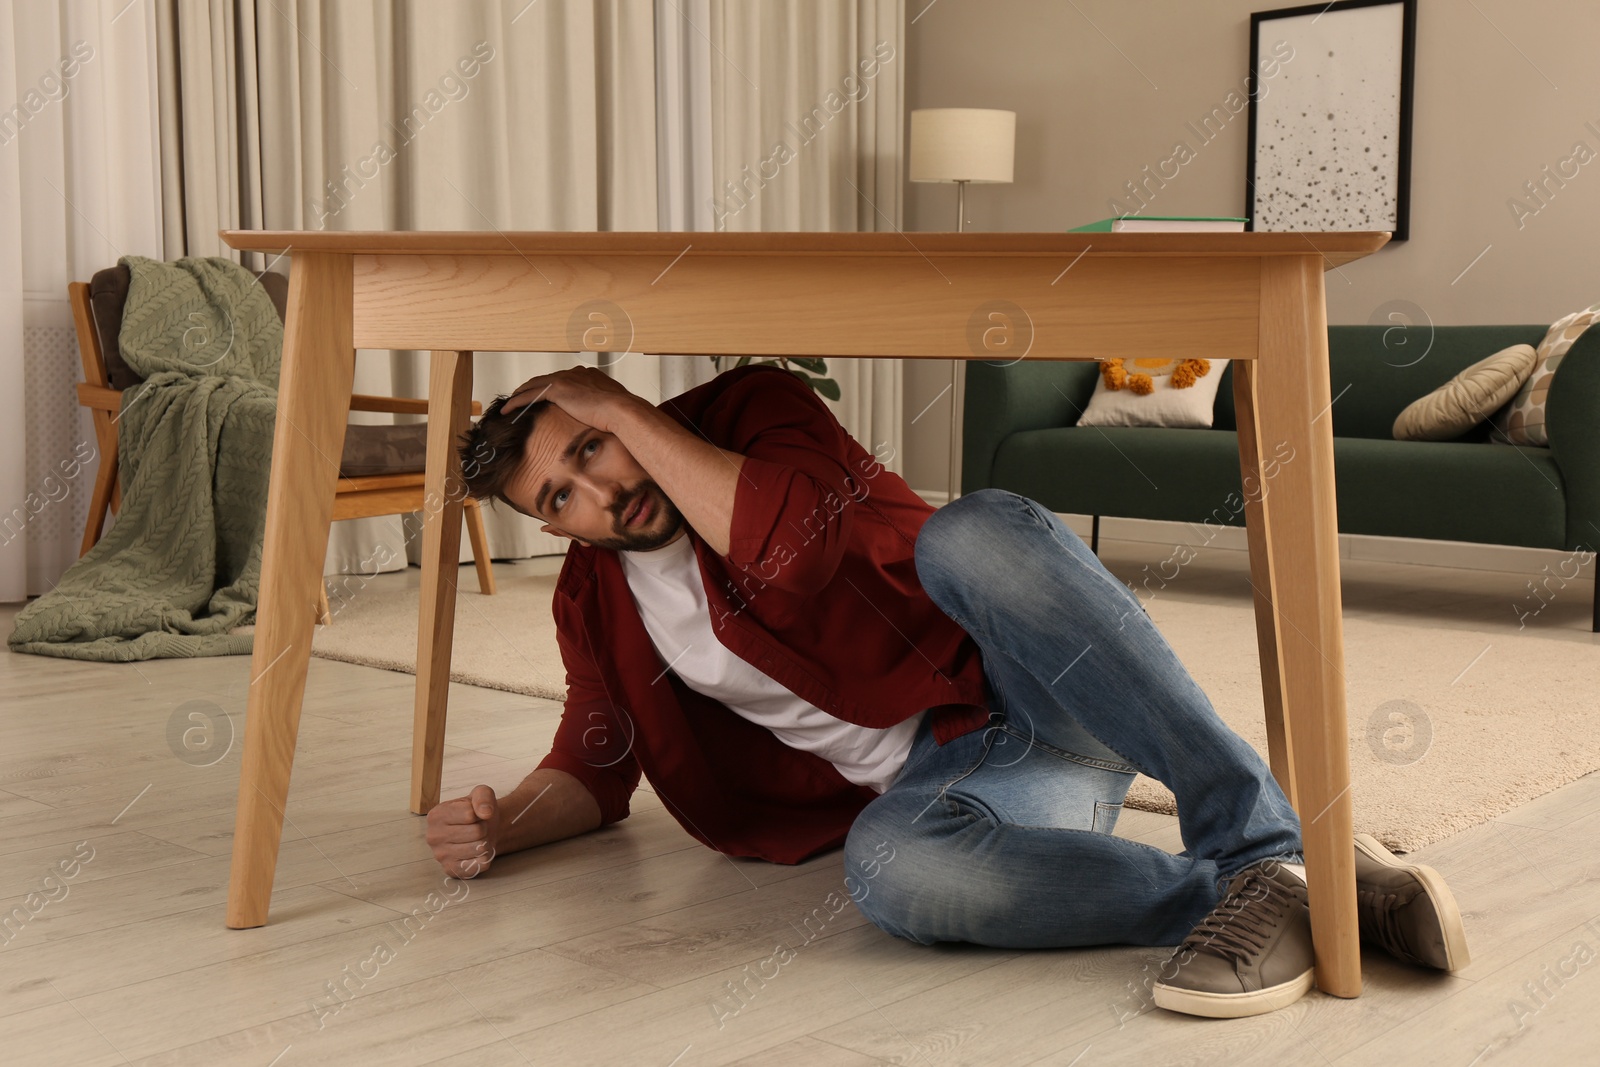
1251, 3, 1406, 233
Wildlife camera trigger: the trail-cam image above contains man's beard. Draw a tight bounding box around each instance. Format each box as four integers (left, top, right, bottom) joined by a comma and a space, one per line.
588, 482, 685, 552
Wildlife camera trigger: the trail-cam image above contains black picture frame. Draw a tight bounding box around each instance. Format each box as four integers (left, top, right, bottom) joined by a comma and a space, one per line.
1245, 0, 1417, 241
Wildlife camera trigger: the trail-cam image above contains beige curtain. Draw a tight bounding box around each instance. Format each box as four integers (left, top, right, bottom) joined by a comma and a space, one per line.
154, 0, 659, 572
154, 0, 261, 264
707, 0, 907, 474
152, 0, 908, 576
650, 0, 720, 402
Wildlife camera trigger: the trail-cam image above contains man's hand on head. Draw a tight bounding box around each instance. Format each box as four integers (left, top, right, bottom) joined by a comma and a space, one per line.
504, 364, 644, 434
425, 784, 502, 879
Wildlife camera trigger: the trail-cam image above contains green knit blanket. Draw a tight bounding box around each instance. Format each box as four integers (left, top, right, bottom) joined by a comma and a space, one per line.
8, 255, 283, 660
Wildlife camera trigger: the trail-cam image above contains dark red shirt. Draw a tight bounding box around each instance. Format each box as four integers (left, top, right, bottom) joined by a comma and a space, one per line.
535, 363, 992, 864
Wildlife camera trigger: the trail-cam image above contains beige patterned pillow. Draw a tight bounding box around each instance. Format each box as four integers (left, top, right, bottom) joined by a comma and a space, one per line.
1491, 303, 1600, 446
1393, 344, 1537, 441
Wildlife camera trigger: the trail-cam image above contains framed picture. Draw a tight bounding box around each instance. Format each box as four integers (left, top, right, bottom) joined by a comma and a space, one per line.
1246, 0, 1417, 240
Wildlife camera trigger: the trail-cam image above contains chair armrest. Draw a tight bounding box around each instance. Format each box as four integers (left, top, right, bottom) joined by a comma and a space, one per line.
960, 359, 1102, 493
349, 394, 484, 416
83, 385, 484, 420
76, 382, 121, 412
1544, 328, 1600, 553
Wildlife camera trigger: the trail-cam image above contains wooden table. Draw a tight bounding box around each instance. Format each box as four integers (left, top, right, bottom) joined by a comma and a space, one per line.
217, 229, 1387, 999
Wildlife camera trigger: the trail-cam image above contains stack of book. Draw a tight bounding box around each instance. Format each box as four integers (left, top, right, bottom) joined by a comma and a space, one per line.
1068, 216, 1247, 232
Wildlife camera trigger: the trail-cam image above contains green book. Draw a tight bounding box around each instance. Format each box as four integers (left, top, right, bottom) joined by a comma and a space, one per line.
1069, 215, 1248, 233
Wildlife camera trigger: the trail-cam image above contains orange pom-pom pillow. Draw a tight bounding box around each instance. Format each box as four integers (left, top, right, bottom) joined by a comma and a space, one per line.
1076, 357, 1230, 429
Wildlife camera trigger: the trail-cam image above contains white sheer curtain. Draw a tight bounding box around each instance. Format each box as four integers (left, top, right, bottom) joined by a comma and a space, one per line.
3, 0, 910, 599
707, 0, 907, 474
648, 0, 719, 403
620, 0, 913, 469
155, 0, 662, 573
1, 0, 164, 601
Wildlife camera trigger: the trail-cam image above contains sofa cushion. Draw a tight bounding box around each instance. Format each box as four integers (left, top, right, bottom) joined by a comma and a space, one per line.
1323, 325, 1554, 442
1332, 437, 1564, 547
1492, 303, 1600, 446
1210, 325, 1551, 441
990, 426, 1566, 550
1077, 358, 1229, 429
1392, 344, 1536, 441
992, 426, 1256, 533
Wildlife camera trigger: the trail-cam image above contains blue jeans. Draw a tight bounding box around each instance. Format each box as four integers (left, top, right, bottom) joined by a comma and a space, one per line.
843, 489, 1304, 949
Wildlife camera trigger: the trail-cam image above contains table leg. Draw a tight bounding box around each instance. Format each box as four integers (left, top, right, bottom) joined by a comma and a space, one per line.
226, 252, 355, 929
1242, 255, 1361, 998
464, 497, 496, 595
411, 350, 474, 815
1233, 362, 1296, 807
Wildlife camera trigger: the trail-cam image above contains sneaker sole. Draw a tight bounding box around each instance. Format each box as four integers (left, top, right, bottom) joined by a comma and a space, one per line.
1354, 832, 1472, 971
1151, 969, 1314, 1019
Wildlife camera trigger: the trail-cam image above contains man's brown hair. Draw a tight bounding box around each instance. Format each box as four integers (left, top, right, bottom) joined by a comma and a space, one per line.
457, 395, 554, 518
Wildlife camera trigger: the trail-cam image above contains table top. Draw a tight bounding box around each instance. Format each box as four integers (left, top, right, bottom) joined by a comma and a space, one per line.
218, 229, 1390, 269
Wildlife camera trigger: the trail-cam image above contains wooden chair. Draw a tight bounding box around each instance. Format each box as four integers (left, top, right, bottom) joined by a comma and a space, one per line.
68, 264, 496, 625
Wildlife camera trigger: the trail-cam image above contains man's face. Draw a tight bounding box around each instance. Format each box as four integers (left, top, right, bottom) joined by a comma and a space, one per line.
502, 405, 686, 552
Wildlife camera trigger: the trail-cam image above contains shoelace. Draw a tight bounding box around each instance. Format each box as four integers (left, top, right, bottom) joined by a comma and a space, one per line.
1177, 869, 1303, 966
1357, 886, 1422, 965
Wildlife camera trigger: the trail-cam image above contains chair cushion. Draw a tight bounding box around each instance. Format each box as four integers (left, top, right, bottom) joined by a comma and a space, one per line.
89, 263, 288, 390
340, 423, 429, 477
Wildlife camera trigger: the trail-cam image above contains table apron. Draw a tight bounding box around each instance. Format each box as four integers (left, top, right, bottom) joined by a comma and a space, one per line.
348, 251, 1267, 360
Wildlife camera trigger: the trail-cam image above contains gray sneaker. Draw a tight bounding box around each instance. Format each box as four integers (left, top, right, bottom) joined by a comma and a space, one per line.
1354, 833, 1471, 971
1152, 860, 1315, 1019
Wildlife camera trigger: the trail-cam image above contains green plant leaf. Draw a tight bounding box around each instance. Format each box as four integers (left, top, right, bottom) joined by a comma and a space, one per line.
735, 355, 752, 367
790, 356, 828, 374
806, 375, 841, 401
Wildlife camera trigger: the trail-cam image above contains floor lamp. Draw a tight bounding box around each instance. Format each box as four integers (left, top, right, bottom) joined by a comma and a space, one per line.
908, 108, 1016, 505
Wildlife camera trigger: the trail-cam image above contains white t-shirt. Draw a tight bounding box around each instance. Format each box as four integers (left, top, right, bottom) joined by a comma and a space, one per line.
617, 531, 924, 793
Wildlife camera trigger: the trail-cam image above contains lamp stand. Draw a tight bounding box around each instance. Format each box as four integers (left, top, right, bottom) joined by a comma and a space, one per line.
946, 178, 970, 506
947, 356, 966, 506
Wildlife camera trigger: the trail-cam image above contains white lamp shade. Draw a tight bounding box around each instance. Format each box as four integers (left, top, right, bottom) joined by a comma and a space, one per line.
908, 108, 1016, 184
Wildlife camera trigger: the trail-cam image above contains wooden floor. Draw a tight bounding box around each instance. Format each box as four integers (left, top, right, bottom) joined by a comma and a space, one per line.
1, 538, 1597, 1066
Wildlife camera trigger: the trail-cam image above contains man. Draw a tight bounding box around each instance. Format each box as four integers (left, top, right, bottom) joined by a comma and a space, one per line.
426, 361, 1470, 1020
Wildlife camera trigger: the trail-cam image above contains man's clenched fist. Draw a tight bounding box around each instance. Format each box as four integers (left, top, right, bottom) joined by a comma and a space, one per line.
426, 784, 501, 878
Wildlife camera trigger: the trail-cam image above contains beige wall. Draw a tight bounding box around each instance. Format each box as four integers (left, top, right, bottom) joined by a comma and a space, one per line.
901, 0, 1600, 493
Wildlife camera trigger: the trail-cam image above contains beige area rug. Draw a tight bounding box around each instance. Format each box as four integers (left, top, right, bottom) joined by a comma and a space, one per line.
303, 566, 1600, 853
1136, 596, 1600, 853
307, 566, 569, 702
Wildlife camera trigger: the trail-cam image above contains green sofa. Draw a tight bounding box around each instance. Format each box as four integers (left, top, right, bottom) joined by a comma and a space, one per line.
961, 325, 1600, 630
